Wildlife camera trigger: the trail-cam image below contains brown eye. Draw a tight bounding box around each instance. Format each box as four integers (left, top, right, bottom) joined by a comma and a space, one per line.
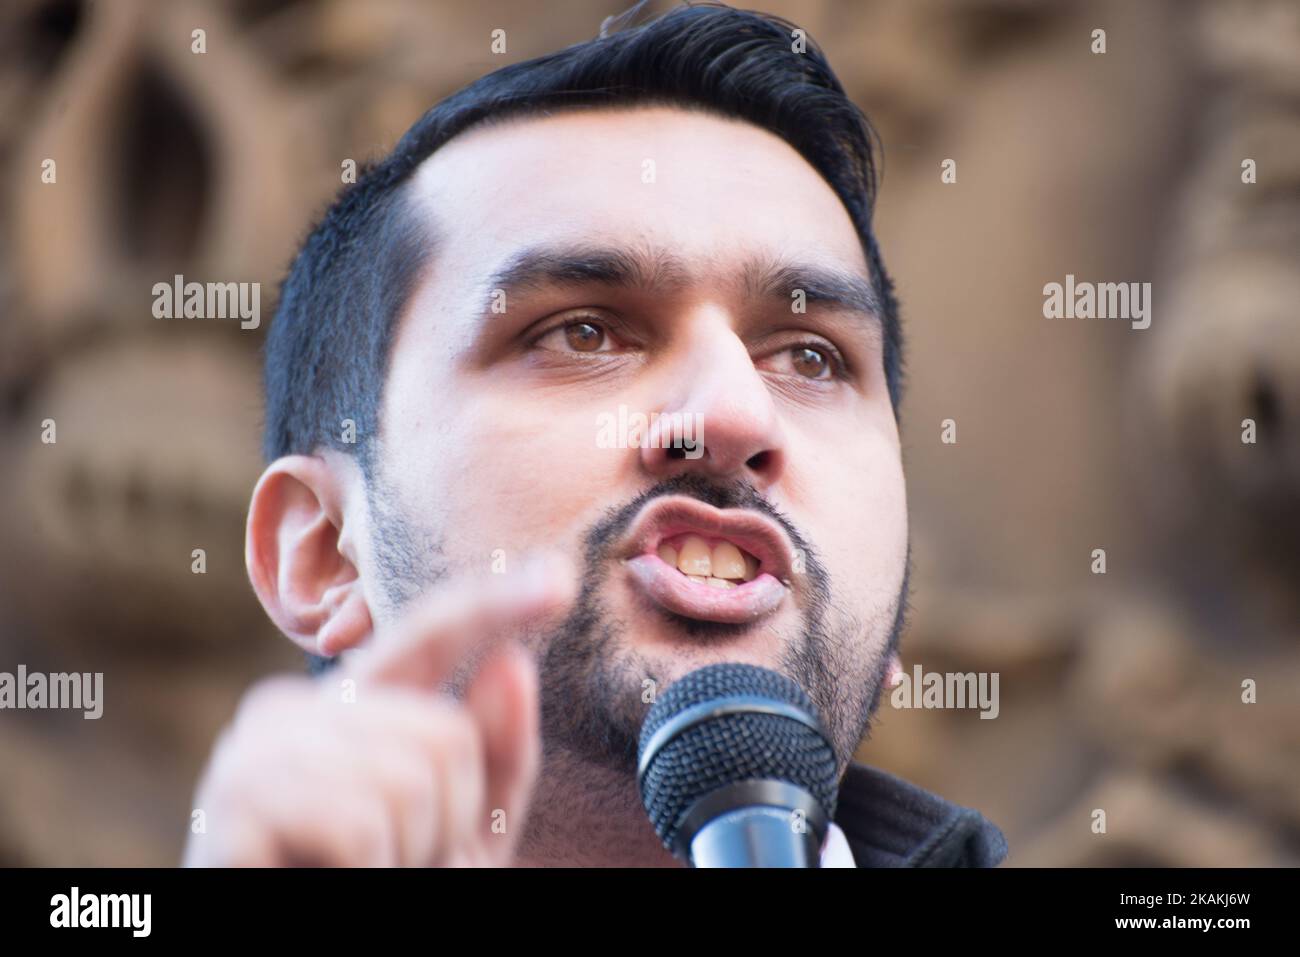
532, 315, 624, 356
790, 346, 831, 379
564, 321, 606, 352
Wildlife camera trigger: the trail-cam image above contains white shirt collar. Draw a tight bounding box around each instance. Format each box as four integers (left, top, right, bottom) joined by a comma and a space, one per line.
819, 821, 857, 868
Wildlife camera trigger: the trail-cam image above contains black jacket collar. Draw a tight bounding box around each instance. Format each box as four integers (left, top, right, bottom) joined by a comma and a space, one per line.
833, 762, 1008, 867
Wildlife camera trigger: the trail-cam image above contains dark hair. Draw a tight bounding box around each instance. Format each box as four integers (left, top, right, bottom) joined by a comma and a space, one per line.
263, 0, 903, 472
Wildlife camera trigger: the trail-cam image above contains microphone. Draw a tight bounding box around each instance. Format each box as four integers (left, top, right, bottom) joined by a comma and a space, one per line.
637, 662, 840, 867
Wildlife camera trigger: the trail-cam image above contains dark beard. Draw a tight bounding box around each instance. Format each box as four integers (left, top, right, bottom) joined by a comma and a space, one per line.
365, 471, 909, 781
532, 474, 909, 779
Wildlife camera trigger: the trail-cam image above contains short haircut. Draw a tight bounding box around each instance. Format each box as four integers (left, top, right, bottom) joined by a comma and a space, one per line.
262, 1, 904, 473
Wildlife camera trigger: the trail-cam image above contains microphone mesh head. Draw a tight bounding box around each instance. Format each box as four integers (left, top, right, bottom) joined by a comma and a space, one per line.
637, 663, 839, 853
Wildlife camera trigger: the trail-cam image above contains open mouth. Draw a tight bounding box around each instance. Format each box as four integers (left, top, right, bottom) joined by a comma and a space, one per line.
619, 497, 795, 625
654, 534, 761, 589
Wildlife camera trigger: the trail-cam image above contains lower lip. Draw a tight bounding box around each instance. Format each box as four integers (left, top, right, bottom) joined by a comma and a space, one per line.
623, 554, 788, 624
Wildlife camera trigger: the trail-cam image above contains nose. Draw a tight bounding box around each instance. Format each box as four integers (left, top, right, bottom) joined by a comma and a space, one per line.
640, 320, 786, 489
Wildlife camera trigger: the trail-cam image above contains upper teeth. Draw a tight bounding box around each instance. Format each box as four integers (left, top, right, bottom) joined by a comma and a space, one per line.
656, 534, 759, 585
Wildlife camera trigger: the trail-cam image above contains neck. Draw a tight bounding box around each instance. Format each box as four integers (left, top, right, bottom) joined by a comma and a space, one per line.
514, 752, 681, 867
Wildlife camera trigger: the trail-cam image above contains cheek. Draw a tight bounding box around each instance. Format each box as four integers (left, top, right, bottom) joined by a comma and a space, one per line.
793, 420, 908, 606
413, 393, 629, 556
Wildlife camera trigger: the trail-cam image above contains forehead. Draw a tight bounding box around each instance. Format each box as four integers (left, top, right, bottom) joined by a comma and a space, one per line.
405, 105, 871, 283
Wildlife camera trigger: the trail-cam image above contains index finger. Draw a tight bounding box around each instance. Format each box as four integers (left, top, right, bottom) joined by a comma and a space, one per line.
345, 553, 577, 691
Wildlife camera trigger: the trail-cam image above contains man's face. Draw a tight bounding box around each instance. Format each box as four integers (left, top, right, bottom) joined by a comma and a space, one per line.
367, 105, 908, 776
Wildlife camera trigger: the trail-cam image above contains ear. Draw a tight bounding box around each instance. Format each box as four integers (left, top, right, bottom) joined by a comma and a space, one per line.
245, 454, 372, 658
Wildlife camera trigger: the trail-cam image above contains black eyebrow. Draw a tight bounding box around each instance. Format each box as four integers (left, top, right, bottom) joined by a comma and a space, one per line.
481, 243, 691, 309
478, 242, 881, 324
743, 257, 883, 322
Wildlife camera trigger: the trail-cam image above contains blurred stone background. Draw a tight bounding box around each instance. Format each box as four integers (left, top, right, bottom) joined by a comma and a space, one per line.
0, 0, 1296, 866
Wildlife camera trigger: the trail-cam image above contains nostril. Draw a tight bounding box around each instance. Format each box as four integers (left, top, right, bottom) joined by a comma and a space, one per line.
745, 451, 772, 472
666, 438, 701, 460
